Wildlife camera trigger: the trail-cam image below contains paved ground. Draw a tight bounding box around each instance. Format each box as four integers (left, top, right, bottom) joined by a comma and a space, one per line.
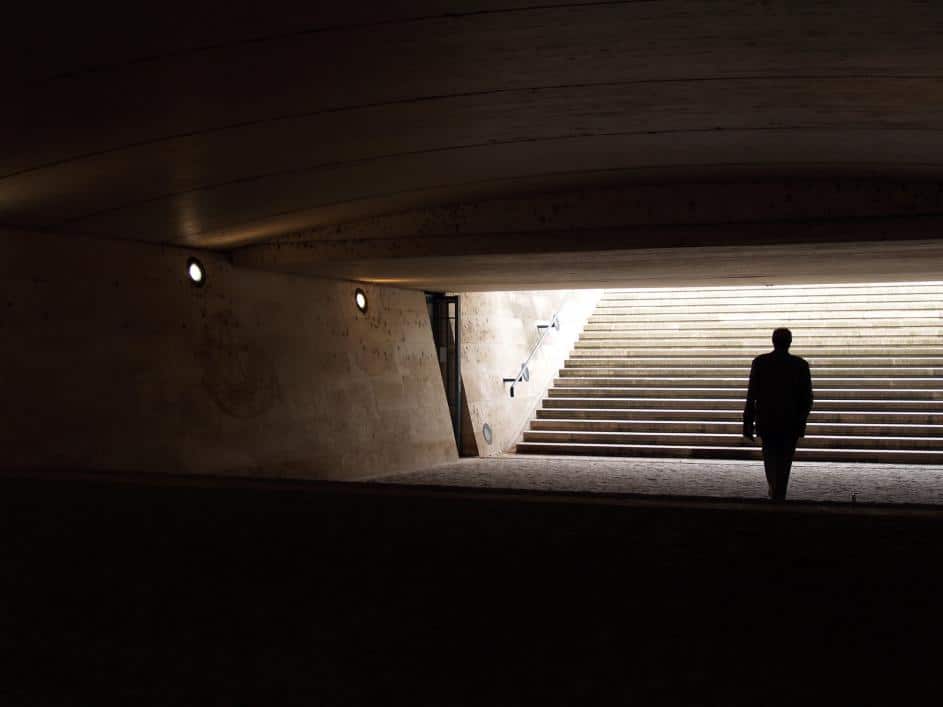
378, 454, 943, 506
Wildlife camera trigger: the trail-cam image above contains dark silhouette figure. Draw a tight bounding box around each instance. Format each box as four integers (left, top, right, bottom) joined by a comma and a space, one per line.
743, 328, 814, 501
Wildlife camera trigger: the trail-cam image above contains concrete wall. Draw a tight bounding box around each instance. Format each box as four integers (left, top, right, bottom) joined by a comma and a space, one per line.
459, 290, 601, 455
0, 230, 457, 479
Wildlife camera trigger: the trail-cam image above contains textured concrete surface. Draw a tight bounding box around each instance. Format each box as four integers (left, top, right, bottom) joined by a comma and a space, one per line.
459, 290, 599, 454
7, 3, 943, 250
0, 229, 457, 480
378, 454, 943, 506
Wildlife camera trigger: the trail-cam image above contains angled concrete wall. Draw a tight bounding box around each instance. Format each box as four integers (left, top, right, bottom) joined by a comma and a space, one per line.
459, 290, 601, 455
0, 230, 457, 479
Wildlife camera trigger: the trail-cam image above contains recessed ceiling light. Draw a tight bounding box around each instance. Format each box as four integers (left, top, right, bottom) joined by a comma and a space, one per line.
187, 257, 205, 287
355, 288, 368, 313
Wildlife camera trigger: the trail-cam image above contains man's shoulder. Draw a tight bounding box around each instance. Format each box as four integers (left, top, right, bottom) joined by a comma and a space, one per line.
789, 354, 810, 368
753, 351, 808, 368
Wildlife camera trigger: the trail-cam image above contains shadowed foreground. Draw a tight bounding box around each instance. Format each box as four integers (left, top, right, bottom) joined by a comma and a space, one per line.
1, 471, 940, 705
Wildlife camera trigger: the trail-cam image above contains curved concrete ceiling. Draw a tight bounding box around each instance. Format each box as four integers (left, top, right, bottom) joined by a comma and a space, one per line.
5, 1, 943, 249
231, 179, 943, 290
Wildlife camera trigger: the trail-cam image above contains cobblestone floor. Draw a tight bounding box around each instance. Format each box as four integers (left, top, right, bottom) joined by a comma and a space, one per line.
378, 454, 943, 506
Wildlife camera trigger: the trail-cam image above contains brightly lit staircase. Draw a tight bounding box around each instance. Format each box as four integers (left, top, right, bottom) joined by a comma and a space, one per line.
517, 283, 943, 463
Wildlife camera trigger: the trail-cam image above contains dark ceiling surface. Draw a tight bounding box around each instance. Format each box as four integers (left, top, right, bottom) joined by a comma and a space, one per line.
5, 1, 943, 251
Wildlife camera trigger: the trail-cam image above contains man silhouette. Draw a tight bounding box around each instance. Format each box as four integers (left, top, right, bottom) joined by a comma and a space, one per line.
743, 328, 814, 501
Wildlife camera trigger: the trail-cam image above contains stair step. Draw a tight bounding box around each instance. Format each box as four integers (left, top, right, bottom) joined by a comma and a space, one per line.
578, 330, 943, 340
600, 284, 943, 298
542, 397, 943, 411
603, 281, 943, 290
535, 408, 943, 424
515, 442, 943, 464
547, 387, 943, 400
584, 320, 943, 331
530, 419, 943, 436
570, 347, 943, 356
591, 306, 943, 317
559, 367, 943, 377
565, 357, 943, 367
554, 376, 943, 389
596, 300, 943, 311
596, 295, 943, 306
574, 340, 943, 349
521, 430, 943, 450
600, 290, 943, 298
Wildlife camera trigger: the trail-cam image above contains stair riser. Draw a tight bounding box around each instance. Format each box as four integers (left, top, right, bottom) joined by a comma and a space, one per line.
515, 443, 943, 464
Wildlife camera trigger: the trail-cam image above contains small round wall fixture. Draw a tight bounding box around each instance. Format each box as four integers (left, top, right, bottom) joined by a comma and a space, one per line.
355, 288, 368, 313
482, 423, 493, 445
187, 257, 206, 287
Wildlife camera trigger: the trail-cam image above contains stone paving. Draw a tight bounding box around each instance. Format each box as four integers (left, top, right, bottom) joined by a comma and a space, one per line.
377, 454, 943, 506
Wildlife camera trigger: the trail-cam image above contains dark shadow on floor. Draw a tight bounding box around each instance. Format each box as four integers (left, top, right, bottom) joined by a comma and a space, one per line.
1, 471, 941, 705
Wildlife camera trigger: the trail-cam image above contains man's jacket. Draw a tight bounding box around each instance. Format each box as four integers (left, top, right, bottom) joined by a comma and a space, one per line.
743, 350, 814, 439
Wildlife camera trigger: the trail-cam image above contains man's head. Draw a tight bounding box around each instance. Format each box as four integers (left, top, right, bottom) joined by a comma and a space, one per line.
772, 328, 792, 351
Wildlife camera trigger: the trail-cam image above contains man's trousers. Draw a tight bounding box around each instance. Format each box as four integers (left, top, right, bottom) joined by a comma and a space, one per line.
761, 433, 798, 501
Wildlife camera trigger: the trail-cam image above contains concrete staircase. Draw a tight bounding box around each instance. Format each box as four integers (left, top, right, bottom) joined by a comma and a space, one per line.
517, 283, 943, 463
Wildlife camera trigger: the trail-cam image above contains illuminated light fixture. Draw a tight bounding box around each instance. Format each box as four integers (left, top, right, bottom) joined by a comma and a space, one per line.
187, 257, 205, 287
355, 288, 368, 313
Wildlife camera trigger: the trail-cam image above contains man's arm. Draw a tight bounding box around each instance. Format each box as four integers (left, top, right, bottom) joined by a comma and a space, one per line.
743, 359, 757, 439
798, 359, 813, 438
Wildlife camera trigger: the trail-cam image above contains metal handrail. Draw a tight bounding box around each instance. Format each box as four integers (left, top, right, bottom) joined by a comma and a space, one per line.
502, 312, 561, 398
